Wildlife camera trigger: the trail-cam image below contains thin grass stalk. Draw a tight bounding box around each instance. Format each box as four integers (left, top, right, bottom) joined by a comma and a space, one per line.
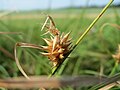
50, 0, 114, 76
99, 82, 118, 90
0, 11, 15, 18
109, 61, 119, 76
0, 32, 22, 34
74, 0, 114, 46
14, 42, 43, 79
89, 73, 120, 90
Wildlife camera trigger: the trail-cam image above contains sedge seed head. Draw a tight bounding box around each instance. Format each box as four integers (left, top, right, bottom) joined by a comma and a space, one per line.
40, 16, 72, 67
41, 32, 72, 67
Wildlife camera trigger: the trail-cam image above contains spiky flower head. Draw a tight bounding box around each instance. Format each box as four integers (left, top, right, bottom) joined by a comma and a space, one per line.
41, 31, 72, 67
40, 16, 72, 67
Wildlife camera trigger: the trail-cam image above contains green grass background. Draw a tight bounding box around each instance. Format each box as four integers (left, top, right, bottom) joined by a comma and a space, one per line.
0, 7, 120, 89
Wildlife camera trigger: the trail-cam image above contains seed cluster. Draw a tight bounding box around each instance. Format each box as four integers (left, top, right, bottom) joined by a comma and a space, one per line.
41, 32, 72, 67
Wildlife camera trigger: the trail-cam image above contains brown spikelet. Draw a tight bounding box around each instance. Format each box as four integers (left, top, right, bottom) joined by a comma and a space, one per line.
61, 32, 70, 44
43, 38, 52, 46
40, 16, 72, 67
41, 32, 72, 67
41, 29, 71, 66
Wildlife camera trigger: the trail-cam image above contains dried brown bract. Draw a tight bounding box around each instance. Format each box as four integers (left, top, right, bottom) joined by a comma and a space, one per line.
41, 16, 72, 67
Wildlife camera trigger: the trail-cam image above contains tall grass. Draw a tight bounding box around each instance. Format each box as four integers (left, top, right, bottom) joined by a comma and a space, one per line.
0, 5, 120, 89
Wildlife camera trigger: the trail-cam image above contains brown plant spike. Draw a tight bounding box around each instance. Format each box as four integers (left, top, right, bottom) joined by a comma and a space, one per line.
14, 16, 72, 79
41, 16, 72, 67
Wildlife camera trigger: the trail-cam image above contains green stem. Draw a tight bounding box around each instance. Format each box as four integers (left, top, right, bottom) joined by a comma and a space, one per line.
50, 0, 114, 76
89, 73, 120, 90
75, 0, 114, 46
109, 61, 119, 76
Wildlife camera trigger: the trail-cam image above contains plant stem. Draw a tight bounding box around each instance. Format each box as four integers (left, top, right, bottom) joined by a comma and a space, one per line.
109, 61, 119, 76
50, 0, 114, 76
75, 0, 114, 46
89, 73, 120, 90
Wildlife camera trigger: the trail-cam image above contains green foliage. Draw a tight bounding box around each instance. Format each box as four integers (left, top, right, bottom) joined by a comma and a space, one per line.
0, 7, 120, 89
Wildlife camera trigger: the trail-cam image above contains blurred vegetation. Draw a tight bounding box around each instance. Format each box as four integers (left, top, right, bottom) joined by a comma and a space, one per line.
0, 7, 120, 89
